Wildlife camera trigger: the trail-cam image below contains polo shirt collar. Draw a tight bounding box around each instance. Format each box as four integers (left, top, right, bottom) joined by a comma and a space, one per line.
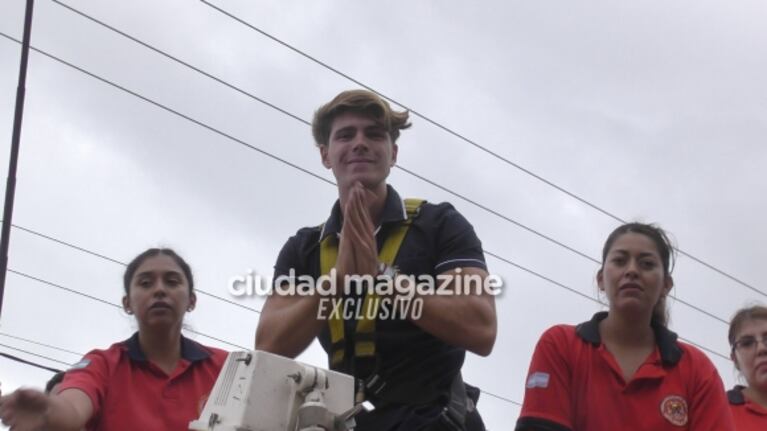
318, 185, 407, 242
124, 332, 211, 363
728, 385, 746, 405
575, 311, 683, 366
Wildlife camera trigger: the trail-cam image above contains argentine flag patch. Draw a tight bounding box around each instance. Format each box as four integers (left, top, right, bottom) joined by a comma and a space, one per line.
526, 372, 550, 389
68, 359, 91, 370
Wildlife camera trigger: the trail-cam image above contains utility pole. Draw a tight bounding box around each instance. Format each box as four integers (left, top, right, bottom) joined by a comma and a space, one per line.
0, 0, 36, 319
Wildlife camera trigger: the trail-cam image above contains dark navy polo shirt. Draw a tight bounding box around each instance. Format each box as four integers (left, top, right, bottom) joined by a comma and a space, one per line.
272, 185, 487, 429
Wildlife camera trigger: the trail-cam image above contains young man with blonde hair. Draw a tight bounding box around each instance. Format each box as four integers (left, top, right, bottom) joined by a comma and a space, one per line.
256, 89, 496, 430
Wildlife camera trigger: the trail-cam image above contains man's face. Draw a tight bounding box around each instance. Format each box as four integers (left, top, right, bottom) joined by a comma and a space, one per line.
320, 111, 398, 190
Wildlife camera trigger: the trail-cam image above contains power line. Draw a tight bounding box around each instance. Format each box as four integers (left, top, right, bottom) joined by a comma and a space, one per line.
27, 3, 765, 306
0, 10, 695, 408
196, 290, 261, 314
49, 0, 310, 128
10, 223, 260, 314
1, 316, 528, 412
6, 4, 744, 326
1, 33, 334, 189
1, 235, 727, 405
6, 269, 248, 350
0, 342, 71, 367
0, 331, 526, 409
485, 250, 600, 305
0, 27, 733, 328
9, 268, 118, 309
2, 268, 529, 411
0, 33, 732, 335
0, 332, 83, 357
485, 251, 730, 362
13, 223, 125, 266
0, 351, 63, 373
0, 21, 734, 366
480, 389, 522, 407
399, 167, 598, 264
8, 217, 732, 362
680, 337, 730, 363
196, 0, 763, 299
8, 222, 733, 362
36, 4, 603, 268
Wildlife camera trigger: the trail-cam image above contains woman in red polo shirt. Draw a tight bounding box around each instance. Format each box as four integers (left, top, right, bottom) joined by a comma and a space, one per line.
0, 248, 227, 430
727, 305, 767, 430
516, 222, 734, 431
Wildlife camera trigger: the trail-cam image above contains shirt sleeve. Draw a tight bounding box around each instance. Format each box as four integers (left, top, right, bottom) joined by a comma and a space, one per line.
432, 203, 487, 273
687, 348, 736, 430
272, 231, 308, 288
516, 326, 574, 431
56, 350, 110, 420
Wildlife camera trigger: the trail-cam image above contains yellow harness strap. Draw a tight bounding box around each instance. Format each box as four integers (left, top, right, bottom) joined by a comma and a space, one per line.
320, 198, 425, 369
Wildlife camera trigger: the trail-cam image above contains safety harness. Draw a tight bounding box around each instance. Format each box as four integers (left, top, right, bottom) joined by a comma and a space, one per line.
319, 198, 425, 372
318, 197, 483, 429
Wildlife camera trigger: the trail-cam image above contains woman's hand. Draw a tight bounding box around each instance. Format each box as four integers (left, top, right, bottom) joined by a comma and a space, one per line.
0, 388, 50, 431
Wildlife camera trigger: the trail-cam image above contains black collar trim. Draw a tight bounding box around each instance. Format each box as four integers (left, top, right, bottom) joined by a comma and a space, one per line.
575, 311, 683, 366
728, 385, 746, 405
318, 185, 407, 242
124, 332, 211, 363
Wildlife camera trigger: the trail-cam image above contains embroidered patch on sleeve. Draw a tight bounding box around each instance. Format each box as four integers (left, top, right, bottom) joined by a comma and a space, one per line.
526, 372, 550, 389
68, 359, 91, 370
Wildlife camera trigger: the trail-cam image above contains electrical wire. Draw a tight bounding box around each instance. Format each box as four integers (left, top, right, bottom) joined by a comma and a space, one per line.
10, 223, 260, 314
0, 333, 525, 409
0, 32, 734, 360
43, 0, 766, 301
194, 0, 763, 299
0, 11, 741, 408
5, 3, 744, 327
0, 342, 70, 367
6, 269, 249, 350
486, 251, 731, 362
0, 351, 63, 373
0, 332, 83, 357
0, 31, 732, 332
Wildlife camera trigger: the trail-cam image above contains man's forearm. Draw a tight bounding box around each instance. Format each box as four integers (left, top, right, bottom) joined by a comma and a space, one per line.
413, 293, 497, 356
255, 294, 326, 358
404, 268, 497, 355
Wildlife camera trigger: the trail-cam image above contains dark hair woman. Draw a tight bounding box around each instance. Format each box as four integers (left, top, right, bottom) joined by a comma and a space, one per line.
515, 223, 734, 431
0, 248, 227, 430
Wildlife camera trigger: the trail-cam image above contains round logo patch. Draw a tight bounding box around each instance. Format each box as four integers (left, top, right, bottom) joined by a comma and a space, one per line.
660, 395, 688, 426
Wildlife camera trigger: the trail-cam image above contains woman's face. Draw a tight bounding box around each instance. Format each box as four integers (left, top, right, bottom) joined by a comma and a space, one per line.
598, 232, 671, 318
122, 254, 195, 329
732, 318, 767, 391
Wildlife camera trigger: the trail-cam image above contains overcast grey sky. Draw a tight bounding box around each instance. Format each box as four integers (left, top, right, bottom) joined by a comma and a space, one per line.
1, 0, 766, 429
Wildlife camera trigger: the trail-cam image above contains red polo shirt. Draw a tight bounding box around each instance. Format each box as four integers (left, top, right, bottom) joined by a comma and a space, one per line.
728, 385, 767, 430
516, 312, 734, 431
58, 333, 227, 431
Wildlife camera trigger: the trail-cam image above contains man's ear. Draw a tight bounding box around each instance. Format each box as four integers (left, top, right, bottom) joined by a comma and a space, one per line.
320, 144, 331, 169
390, 143, 398, 167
